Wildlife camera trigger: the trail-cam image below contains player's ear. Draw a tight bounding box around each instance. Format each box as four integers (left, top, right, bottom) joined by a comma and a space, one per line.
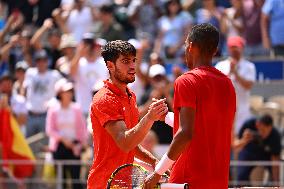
187, 42, 193, 53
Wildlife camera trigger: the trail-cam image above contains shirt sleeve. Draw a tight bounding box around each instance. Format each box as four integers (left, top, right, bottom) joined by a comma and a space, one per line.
91, 95, 124, 127
262, 0, 273, 15
173, 74, 197, 109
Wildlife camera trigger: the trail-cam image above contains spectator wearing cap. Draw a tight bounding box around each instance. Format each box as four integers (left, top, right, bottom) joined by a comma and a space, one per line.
92, 4, 125, 41
24, 49, 61, 138
70, 33, 108, 116
0, 74, 28, 134
46, 78, 88, 189
215, 36, 256, 135
139, 64, 173, 144
56, 33, 77, 79
31, 18, 62, 69
13, 60, 28, 97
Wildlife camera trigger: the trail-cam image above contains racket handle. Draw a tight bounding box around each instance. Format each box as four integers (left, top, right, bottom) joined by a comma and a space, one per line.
158, 183, 189, 189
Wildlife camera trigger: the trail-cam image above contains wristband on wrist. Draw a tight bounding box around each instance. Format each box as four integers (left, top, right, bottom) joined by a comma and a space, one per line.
165, 112, 174, 128
154, 154, 175, 175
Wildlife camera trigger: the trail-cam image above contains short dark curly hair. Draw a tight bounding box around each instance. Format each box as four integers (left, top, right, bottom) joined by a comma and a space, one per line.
101, 40, 136, 64
187, 23, 219, 56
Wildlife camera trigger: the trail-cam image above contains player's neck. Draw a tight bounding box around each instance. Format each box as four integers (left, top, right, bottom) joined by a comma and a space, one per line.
109, 78, 128, 95
194, 56, 212, 68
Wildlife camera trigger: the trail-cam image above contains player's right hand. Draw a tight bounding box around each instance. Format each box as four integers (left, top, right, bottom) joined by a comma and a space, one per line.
147, 98, 168, 121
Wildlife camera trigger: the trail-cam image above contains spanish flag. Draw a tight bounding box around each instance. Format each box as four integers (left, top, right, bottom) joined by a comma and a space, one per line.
0, 108, 35, 178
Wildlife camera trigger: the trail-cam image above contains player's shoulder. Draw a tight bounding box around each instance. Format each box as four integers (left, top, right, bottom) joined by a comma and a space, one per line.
91, 87, 121, 108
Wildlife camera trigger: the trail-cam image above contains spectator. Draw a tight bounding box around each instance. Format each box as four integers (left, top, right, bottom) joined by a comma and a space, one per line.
70, 33, 108, 116
139, 64, 173, 144
113, 0, 136, 39
237, 114, 281, 186
56, 33, 77, 79
195, 0, 224, 55
46, 78, 88, 189
220, 0, 243, 52
128, 0, 162, 42
242, 0, 266, 57
13, 60, 28, 97
261, 0, 284, 56
92, 4, 125, 41
0, 29, 33, 76
31, 18, 62, 70
0, 74, 28, 134
24, 50, 61, 138
154, 0, 193, 64
63, 0, 95, 42
215, 36, 256, 135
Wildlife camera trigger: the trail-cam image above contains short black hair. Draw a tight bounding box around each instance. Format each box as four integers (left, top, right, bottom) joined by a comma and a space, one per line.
258, 114, 273, 127
101, 40, 136, 64
187, 23, 219, 56
165, 0, 182, 16
100, 4, 114, 14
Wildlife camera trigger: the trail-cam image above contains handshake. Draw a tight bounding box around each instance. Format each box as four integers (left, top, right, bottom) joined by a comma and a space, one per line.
147, 98, 174, 128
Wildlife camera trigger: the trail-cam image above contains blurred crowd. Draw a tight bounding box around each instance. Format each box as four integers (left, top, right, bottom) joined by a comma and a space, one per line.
0, 0, 284, 188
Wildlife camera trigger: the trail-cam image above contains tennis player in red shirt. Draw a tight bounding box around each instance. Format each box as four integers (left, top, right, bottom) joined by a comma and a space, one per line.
144, 23, 236, 189
87, 40, 168, 189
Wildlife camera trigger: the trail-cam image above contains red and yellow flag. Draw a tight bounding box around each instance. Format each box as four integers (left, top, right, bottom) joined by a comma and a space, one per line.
0, 108, 35, 178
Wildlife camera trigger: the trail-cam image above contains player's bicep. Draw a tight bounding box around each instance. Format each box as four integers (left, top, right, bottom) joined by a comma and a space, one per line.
178, 107, 195, 139
105, 120, 128, 148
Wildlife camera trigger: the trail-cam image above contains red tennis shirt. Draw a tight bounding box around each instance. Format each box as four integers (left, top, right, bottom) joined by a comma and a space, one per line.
87, 80, 139, 189
169, 66, 236, 189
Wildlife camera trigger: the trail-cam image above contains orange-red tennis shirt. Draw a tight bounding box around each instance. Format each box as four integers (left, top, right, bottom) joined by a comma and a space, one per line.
169, 66, 236, 189
87, 80, 139, 189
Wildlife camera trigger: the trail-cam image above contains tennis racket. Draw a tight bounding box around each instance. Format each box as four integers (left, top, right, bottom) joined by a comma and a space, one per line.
106, 163, 189, 189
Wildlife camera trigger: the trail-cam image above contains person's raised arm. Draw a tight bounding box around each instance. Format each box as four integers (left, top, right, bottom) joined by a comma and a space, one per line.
30, 18, 54, 50
105, 99, 168, 152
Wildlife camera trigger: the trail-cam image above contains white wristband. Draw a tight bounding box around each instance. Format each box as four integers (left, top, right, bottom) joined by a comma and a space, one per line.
165, 112, 174, 128
155, 154, 175, 175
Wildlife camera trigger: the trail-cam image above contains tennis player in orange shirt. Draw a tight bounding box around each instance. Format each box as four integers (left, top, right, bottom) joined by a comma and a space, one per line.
87, 40, 168, 189
144, 23, 236, 189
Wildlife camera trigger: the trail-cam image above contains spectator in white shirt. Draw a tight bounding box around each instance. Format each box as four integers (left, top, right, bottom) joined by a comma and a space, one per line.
24, 50, 61, 138
215, 36, 256, 135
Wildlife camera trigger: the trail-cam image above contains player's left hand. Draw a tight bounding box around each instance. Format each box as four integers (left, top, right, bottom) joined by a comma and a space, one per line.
143, 172, 161, 189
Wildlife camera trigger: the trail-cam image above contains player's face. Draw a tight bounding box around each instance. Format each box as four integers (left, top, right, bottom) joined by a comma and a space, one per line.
113, 54, 136, 84
184, 40, 194, 70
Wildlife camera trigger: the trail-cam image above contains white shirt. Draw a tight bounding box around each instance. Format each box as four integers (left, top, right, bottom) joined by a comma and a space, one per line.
56, 104, 76, 140
66, 7, 93, 42
74, 57, 108, 114
215, 58, 256, 134
24, 68, 61, 113
10, 94, 27, 116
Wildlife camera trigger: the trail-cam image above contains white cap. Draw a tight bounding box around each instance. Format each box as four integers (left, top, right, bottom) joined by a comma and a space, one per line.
148, 64, 166, 78
59, 34, 77, 49
55, 78, 73, 95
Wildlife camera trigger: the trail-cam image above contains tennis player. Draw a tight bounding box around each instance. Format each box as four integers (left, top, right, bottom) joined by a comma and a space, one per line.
87, 40, 168, 189
143, 23, 236, 189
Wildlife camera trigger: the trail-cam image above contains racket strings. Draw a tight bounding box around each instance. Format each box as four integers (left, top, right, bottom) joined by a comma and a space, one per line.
109, 166, 148, 188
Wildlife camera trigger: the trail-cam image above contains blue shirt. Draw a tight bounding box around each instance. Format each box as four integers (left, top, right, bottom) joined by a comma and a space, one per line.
262, 0, 284, 46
